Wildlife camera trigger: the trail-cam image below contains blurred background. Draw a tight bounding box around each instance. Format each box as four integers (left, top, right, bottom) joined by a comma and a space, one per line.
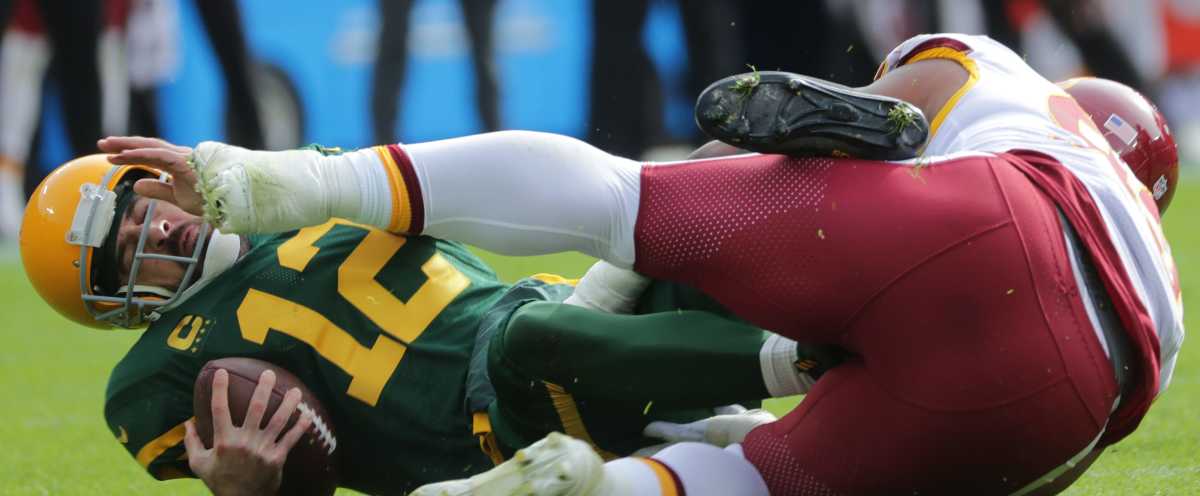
2, 0, 1200, 241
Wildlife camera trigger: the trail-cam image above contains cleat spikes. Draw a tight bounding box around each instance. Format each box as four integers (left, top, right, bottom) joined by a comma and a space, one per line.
695, 71, 929, 160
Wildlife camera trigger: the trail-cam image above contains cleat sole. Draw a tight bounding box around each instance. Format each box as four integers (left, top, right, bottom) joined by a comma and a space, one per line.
694, 71, 930, 160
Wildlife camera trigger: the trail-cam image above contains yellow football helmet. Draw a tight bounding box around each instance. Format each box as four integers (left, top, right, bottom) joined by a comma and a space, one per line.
21, 154, 206, 329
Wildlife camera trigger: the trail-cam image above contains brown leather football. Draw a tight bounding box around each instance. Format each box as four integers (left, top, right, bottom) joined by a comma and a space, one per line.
194, 358, 339, 496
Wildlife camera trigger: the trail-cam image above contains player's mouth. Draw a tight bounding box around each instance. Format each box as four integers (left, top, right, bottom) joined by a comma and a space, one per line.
170, 222, 201, 259
182, 224, 198, 256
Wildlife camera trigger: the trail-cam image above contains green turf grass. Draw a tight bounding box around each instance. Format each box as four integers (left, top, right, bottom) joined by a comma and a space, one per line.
1, 181, 1197, 494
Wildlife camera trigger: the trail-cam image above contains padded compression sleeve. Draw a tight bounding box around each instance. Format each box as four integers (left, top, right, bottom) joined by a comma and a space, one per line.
405, 131, 642, 267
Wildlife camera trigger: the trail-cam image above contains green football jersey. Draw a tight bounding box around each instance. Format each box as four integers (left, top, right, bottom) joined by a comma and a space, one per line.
104, 221, 508, 495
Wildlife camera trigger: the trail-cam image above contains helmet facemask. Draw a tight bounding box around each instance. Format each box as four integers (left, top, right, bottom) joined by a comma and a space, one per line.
67, 168, 209, 328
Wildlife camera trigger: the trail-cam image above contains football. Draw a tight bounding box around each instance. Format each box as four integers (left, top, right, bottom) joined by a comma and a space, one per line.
194, 358, 340, 496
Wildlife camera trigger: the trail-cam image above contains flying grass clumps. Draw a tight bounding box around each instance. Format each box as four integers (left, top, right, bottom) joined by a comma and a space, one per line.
731, 65, 761, 98
887, 104, 920, 135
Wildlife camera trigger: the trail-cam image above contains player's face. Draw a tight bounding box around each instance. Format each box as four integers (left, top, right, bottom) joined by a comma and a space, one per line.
113, 196, 210, 291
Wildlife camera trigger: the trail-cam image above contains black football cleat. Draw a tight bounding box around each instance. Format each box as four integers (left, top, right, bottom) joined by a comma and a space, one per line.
695, 70, 930, 160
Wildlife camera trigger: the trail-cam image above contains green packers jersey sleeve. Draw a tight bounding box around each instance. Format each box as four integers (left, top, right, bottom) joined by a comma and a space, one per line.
104, 373, 194, 480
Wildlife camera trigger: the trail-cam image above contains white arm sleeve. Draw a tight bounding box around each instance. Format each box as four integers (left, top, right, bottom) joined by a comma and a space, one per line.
405, 131, 642, 267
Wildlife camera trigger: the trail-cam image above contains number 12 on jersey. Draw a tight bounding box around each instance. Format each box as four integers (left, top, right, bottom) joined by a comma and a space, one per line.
236, 221, 469, 406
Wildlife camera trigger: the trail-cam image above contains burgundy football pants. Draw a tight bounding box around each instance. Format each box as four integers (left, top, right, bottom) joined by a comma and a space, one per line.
634, 153, 1118, 495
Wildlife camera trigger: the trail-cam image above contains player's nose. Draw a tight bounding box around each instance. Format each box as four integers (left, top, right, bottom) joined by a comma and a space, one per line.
146, 218, 172, 252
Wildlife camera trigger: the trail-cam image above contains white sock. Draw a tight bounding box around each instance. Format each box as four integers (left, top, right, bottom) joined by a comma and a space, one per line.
760, 333, 814, 397
323, 147, 394, 229
406, 131, 642, 267
593, 443, 768, 496
0, 168, 23, 239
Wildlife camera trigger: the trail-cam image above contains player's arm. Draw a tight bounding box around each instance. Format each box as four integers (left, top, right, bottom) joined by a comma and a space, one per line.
105, 387, 196, 481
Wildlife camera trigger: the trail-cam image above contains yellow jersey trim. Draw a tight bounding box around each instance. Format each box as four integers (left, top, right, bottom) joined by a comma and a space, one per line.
473, 411, 506, 466
902, 47, 980, 141
529, 273, 580, 286
135, 417, 192, 469
544, 381, 618, 460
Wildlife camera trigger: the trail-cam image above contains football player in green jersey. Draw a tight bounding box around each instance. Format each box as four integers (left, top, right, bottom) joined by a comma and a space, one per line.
20, 150, 832, 495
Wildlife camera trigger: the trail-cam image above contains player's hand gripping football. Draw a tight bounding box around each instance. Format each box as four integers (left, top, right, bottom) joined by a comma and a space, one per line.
99, 136, 206, 217
183, 369, 313, 496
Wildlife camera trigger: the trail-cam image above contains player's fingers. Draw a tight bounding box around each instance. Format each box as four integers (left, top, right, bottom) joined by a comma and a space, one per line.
107, 148, 191, 176
245, 369, 276, 430
211, 369, 234, 436
98, 136, 191, 154
182, 419, 209, 455
265, 387, 302, 441
132, 179, 177, 205
276, 410, 313, 455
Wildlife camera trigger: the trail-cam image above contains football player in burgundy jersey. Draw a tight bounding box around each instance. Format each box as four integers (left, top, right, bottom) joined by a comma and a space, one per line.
97, 32, 1181, 496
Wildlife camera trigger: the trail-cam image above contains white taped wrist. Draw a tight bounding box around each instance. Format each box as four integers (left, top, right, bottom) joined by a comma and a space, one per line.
760, 333, 813, 397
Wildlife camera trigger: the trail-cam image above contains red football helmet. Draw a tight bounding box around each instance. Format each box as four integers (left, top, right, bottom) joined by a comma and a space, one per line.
1059, 77, 1179, 214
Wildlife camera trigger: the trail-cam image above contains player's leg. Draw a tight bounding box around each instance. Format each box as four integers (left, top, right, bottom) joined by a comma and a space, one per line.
194, 0, 264, 149
740, 355, 1110, 494
371, 0, 414, 143
411, 434, 768, 496
733, 159, 1121, 494
460, 0, 499, 132
39, 0, 103, 158
0, 16, 52, 239
181, 131, 645, 265
486, 301, 776, 456
177, 138, 1033, 345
